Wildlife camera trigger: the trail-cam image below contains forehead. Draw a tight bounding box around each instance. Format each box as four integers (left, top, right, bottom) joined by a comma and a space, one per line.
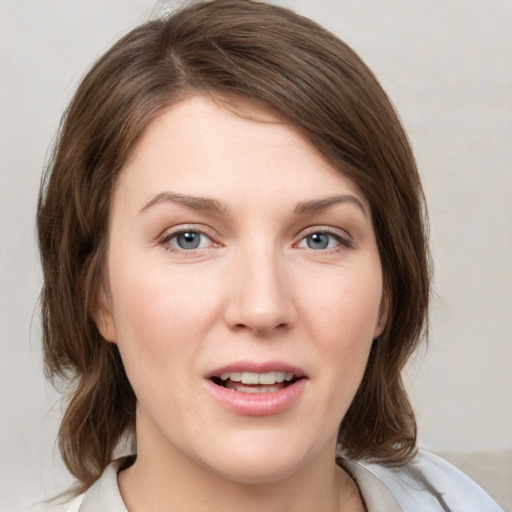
116, 94, 369, 213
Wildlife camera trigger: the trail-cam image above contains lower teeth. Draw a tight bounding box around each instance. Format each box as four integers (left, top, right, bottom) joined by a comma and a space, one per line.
211, 377, 297, 393
223, 380, 288, 393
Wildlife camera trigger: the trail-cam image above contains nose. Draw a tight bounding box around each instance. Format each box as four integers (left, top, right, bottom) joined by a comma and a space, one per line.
223, 244, 296, 336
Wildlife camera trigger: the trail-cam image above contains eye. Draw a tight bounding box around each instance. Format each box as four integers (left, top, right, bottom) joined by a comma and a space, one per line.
297, 231, 347, 251
162, 230, 213, 251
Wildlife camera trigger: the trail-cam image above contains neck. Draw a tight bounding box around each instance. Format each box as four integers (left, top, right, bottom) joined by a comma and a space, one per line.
117, 434, 361, 512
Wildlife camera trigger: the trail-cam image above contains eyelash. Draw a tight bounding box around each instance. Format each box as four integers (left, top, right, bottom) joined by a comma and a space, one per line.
159, 226, 352, 255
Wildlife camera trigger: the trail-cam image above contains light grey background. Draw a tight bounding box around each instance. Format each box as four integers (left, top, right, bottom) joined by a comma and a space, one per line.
1, 0, 511, 509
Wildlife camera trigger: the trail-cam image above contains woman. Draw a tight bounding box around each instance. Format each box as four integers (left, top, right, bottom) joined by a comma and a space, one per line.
35, 1, 502, 510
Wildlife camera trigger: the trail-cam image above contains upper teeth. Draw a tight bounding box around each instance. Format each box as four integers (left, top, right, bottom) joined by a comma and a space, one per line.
219, 371, 294, 385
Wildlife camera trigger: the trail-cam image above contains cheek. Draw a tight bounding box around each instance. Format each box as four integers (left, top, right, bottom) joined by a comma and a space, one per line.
298, 262, 383, 344
296, 263, 382, 397
107, 258, 220, 388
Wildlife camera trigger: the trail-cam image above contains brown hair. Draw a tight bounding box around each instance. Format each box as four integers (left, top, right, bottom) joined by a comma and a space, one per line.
37, 0, 430, 490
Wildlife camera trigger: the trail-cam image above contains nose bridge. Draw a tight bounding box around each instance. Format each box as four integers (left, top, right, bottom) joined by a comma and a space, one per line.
225, 236, 294, 335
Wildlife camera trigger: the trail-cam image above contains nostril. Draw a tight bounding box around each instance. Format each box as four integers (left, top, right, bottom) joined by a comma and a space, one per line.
231, 321, 290, 336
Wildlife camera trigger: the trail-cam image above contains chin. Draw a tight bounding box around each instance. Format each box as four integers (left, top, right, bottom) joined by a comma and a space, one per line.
194, 432, 316, 485
207, 456, 303, 485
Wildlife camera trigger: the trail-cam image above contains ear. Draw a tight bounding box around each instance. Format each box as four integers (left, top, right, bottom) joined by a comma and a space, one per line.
373, 290, 390, 339
92, 283, 117, 343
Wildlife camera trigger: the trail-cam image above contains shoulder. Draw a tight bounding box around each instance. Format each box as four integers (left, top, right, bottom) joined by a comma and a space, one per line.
25, 456, 134, 512
346, 449, 504, 512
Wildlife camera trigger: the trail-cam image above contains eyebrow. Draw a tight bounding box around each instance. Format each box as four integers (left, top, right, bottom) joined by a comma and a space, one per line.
139, 192, 227, 215
294, 194, 368, 218
139, 191, 368, 218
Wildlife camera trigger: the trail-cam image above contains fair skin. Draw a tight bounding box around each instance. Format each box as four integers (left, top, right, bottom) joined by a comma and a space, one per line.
95, 95, 387, 512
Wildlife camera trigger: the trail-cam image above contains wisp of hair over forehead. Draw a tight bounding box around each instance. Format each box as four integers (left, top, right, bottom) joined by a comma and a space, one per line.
37, 0, 431, 490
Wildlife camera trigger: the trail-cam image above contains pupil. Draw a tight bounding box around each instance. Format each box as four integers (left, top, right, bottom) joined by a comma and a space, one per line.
307, 233, 328, 249
177, 232, 200, 249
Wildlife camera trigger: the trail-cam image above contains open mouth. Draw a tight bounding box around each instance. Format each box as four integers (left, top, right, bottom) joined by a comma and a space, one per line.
205, 366, 307, 415
211, 371, 300, 394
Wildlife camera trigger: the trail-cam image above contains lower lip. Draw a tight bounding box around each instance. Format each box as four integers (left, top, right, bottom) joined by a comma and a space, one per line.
204, 379, 307, 416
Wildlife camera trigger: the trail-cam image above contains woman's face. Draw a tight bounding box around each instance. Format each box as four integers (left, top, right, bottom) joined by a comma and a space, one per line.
96, 95, 386, 484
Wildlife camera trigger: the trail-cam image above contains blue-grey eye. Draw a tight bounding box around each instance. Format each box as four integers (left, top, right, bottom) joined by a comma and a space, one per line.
307, 233, 329, 249
173, 231, 204, 250
298, 232, 341, 250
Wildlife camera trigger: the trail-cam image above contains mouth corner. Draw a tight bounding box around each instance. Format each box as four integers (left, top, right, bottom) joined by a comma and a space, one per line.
210, 376, 223, 387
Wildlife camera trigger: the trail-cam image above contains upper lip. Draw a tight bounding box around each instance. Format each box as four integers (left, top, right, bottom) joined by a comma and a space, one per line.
206, 360, 307, 379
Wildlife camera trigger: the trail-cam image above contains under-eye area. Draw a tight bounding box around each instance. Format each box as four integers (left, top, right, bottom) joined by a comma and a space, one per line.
210, 371, 303, 393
